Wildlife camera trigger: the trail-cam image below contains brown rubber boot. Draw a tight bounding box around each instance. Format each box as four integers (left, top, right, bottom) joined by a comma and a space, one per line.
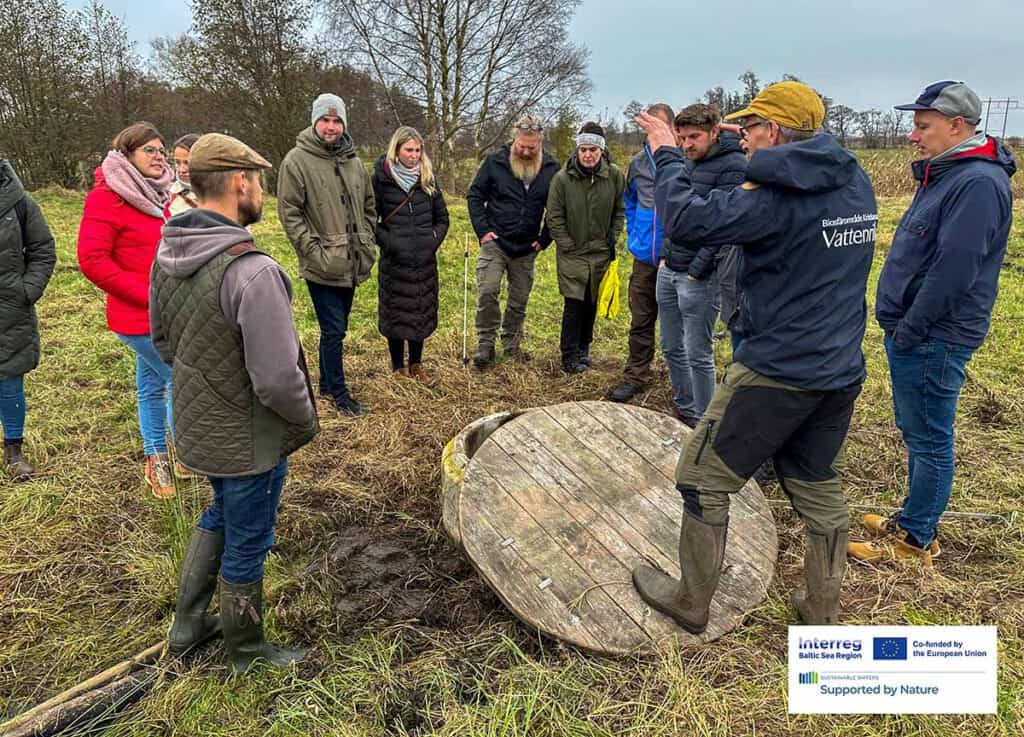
632, 511, 728, 634
3, 441, 34, 481
791, 528, 847, 625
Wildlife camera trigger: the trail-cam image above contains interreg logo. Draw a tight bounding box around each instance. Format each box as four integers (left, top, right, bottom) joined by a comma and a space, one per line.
797, 637, 864, 661
798, 672, 819, 685
873, 637, 908, 661
821, 213, 878, 249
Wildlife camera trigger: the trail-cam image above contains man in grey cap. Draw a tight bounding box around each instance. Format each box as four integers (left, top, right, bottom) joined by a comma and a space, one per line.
850, 81, 1016, 567
278, 93, 377, 414
151, 133, 319, 674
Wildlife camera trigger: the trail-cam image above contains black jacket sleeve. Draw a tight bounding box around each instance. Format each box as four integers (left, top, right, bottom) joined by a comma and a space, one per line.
466, 159, 494, 239
432, 189, 450, 251
21, 195, 56, 304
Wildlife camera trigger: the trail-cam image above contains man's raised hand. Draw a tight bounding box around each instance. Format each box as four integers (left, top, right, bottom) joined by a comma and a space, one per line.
635, 111, 676, 154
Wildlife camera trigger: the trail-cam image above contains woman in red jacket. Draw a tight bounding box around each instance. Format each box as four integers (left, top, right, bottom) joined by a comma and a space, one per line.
77, 122, 182, 498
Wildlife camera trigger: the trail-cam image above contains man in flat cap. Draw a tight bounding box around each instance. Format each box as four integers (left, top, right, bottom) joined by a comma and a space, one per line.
632, 81, 876, 631
151, 133, 318, 674
849, 81, 1016, 568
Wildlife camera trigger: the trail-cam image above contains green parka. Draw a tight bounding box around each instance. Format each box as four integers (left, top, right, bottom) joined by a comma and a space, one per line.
0, 160, 56, 380
277, 128, 377, 288
546, 155, 625, 301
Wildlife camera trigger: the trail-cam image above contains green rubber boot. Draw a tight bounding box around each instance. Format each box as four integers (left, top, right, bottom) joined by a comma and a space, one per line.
167, 527, 224, 655
220, 578, 307, 676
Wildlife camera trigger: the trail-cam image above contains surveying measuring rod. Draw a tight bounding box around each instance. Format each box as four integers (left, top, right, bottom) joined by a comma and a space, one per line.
462, 233, 470, 367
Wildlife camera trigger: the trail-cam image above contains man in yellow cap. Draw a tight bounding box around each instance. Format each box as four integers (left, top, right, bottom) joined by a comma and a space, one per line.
150, 133, 318, 674
632, 81, 877, 631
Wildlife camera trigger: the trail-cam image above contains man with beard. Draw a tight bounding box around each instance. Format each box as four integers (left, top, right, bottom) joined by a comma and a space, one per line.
467, 116, 561, 367
278, 94, 376, 414
150, 134, 319, 674
658, 104, 746, 426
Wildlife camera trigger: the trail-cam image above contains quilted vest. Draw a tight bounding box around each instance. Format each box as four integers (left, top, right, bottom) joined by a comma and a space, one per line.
152, 245, 318, 476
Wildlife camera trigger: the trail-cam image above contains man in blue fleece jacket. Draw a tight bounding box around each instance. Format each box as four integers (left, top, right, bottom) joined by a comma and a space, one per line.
632, 82, 876, 631
849, 81, 1016, 567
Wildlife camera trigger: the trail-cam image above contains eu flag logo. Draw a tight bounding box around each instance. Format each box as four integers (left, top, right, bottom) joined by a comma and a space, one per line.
873, 637, 908, 660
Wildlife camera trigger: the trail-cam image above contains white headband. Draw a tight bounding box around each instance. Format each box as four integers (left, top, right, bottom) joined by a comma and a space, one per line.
575, 133, 606, 149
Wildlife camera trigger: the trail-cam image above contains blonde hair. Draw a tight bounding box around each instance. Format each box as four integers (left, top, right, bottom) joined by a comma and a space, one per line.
387, 126, 435, 195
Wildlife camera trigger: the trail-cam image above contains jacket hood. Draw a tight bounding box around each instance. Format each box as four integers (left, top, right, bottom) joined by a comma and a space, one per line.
911, 135, 1017, 185
0, 159, 25, 214
296, 126, 356, 160
745, 134, 858, 193
157, 208, 253, 278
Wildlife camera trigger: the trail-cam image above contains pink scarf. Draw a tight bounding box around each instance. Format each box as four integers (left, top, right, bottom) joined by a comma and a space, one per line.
100, 150, 173, 219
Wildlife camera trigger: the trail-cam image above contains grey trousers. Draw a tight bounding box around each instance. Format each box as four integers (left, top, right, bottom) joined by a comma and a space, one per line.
475, 245, 537, 349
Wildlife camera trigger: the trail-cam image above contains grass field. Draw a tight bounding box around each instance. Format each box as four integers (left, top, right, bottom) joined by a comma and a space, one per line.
1, 174, 1023, 735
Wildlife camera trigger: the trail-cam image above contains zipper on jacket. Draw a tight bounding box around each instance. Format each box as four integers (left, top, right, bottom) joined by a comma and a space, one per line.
694, 420, 716, 466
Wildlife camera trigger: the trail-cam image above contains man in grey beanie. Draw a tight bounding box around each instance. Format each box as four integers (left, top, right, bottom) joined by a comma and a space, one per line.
278, 93, 377, 415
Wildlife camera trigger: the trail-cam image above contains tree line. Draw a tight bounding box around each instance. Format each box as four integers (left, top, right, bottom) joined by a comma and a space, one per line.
1, 0, 587, 191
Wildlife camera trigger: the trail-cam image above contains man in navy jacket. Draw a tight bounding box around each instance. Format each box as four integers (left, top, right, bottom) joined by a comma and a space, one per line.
849, 81, 1015, 567
632, 82, 876, 631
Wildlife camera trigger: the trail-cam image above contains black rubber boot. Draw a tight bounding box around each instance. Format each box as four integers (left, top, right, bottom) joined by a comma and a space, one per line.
632, 511, 728, 634
220, 578, 307, 675
792, 528, 848, 625
167, 527, 224, 655
3, 441, 34, 481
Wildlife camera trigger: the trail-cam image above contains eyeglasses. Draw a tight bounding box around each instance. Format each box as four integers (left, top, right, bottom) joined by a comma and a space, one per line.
738, 120, 767, 138
140, 145, 168, 158
515, 124, 544, 133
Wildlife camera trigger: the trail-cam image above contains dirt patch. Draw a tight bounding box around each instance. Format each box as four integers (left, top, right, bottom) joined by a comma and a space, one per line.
317, 523, 501, 636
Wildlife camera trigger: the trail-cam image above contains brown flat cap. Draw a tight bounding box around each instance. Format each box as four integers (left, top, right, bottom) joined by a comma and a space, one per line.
189, 133, 272, 172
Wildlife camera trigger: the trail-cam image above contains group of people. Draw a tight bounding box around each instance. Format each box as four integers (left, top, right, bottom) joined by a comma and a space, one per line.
0, 77, 1014, 671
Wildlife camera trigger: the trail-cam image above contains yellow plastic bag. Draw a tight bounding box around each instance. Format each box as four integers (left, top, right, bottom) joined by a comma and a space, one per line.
597, 259, 620, 319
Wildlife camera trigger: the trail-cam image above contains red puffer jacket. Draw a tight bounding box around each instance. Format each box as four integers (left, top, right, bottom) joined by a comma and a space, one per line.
77, 168, 165, 335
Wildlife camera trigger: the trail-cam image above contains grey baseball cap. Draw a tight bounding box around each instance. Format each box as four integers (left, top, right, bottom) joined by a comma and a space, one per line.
895, 80, 982, 124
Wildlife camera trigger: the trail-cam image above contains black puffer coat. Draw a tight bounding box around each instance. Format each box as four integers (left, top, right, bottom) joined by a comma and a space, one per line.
0, 160, 56, 380
373, 156, 450, 341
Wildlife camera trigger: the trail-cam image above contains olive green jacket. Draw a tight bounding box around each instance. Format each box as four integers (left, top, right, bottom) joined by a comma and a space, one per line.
277, 128, 377, 287
546, 156, 626, 300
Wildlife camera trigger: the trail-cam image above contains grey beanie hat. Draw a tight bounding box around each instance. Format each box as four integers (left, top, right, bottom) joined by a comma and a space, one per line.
311, 93, 347, 127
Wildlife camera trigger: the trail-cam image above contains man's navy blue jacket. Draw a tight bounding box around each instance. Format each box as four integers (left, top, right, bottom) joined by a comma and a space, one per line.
662, 132, 747, 278
876, 136, 1015, 349
654, 134, 877, 391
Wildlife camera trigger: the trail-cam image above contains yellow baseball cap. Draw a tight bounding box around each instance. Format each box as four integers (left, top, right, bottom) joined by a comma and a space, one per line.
725, 81, 825, 132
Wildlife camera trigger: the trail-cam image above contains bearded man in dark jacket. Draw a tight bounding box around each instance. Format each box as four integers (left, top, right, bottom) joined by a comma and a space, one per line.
467, 116, 560, 366
633, 82, 877, 632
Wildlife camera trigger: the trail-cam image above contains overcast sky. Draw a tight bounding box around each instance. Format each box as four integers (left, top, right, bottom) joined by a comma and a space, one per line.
73, 0, 1024, 135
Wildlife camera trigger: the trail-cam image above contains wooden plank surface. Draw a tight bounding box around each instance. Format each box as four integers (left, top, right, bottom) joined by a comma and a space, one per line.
456, 401, 778, 655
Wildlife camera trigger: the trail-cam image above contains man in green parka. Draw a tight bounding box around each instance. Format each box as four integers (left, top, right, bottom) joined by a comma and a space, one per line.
546, 122, 626, 373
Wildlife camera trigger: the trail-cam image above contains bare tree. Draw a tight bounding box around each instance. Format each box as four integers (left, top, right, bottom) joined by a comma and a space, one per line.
826, 104, 857, 148
331, 0, 590, 174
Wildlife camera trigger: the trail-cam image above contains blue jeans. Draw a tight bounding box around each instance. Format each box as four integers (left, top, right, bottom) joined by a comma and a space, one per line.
656, 267, 720, 420
0, 376, 26, 441
306, 281, 355, 399
885, 334, 974, 546
199, 459, 288, 584
115, 333, 173, 455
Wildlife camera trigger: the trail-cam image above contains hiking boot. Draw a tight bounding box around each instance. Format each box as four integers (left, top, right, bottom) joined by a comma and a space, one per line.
220, 577, 307, 676
791, 528, 847, 625
173, 460, 196, 479
504, 346, 532, 362
671, 407, 699, 429
561, 357, 587, 374
168, 527, 224, 655
408, 363, 436, 386
609, 382, 642, 403
472, 343, 496, 369
145, 454, 176, 499
3, 441, 34, 481
753, 459, 776, 484
862, 513, 941, 558
333, 393, 368, 416
632, 511, 728, 634
579, 347, 592, 368
848, 529, 933, 568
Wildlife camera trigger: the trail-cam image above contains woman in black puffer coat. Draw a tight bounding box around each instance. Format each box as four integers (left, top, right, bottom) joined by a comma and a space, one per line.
373, 127, 449, 381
